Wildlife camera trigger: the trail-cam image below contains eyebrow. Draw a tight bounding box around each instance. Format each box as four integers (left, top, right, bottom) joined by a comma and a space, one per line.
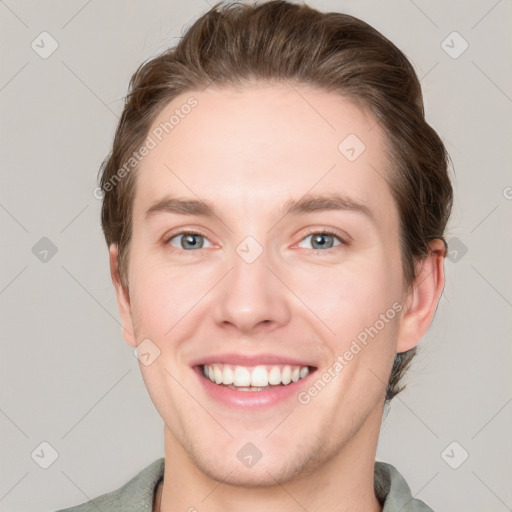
145, 193, 374, 222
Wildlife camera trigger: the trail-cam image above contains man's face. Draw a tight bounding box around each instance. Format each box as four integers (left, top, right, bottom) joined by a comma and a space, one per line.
117, 83, 410, 485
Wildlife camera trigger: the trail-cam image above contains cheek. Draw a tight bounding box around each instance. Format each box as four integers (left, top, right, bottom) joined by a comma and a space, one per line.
128, 258, 212, 340
320, 259, 397, 324
312, 254, 402, 362
128, 262, 175, 337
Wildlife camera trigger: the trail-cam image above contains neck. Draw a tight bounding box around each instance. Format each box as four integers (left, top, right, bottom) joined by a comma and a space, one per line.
157, 406, 384, 512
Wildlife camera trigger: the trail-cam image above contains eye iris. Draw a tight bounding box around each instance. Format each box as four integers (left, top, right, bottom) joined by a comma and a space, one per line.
182, 234, 203, 250
174, 233, 337, 250
312, 233, 333, 249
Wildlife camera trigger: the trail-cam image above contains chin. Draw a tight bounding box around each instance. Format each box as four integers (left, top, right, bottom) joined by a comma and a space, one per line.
185, 435, 329, 488
195, 457, 302, 488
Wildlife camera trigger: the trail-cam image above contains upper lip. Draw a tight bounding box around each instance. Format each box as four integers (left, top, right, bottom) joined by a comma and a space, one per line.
190, 353, 316, 368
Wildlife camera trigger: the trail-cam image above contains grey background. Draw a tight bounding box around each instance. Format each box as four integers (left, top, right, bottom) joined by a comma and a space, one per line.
1, 0, 511, 511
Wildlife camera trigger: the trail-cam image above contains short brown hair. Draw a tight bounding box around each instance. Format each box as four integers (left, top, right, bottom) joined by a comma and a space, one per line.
99, 0, 453, 403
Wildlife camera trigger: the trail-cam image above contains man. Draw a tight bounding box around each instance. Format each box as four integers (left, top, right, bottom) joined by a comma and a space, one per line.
57, 1, 452, 510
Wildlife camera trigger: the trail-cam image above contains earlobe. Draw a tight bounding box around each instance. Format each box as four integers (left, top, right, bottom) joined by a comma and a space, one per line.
109, 244, 137, 348
395, 239, 446, 353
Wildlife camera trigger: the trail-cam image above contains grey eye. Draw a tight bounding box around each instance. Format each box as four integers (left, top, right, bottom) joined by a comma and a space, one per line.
169, 233, 212, 250
298, 232, 342, 250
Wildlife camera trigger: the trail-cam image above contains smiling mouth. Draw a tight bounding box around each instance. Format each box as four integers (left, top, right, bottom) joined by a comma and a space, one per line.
198, 363, 316, 392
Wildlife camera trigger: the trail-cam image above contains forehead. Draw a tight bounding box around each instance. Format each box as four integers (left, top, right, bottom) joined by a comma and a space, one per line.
133, 82, 397, 229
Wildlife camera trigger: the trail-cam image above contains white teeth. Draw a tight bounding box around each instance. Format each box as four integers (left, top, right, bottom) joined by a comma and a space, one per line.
213, 365, 223, 384
250, 366, 269, 387
268, 366, 282, 385
281, 365, 292, 385
300, 367, 309, 379
233, 366, 251, 387
202, 363, 311, 388
222, 366, 234, 385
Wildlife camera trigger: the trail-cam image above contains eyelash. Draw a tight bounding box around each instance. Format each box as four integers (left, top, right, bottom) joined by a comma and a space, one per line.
300, 229, 348, 253
162, 228, 347, 254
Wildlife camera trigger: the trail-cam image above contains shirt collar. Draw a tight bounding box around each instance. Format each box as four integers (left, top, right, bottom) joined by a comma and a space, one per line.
118, 458, 433, 512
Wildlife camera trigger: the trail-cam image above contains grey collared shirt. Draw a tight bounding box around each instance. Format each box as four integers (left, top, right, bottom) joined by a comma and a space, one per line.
55, 458, 434, 511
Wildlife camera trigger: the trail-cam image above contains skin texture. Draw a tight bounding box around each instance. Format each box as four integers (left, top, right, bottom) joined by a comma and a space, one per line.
109, 83, 445, 512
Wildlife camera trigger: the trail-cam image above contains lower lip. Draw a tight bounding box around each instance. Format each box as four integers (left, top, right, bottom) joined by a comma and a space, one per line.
194, 366, 316, 409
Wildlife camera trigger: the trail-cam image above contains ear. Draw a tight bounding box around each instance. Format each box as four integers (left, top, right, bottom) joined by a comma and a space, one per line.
395, 239, 446, 353
109, 244, 137, 348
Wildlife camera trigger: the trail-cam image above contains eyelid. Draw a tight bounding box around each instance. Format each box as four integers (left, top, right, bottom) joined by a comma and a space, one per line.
294, 227, 348, 251
162, 229, 215, 248
162, 226, 349, 253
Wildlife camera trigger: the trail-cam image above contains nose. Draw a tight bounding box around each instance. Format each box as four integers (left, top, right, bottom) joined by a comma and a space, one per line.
212, 242, 292, 336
